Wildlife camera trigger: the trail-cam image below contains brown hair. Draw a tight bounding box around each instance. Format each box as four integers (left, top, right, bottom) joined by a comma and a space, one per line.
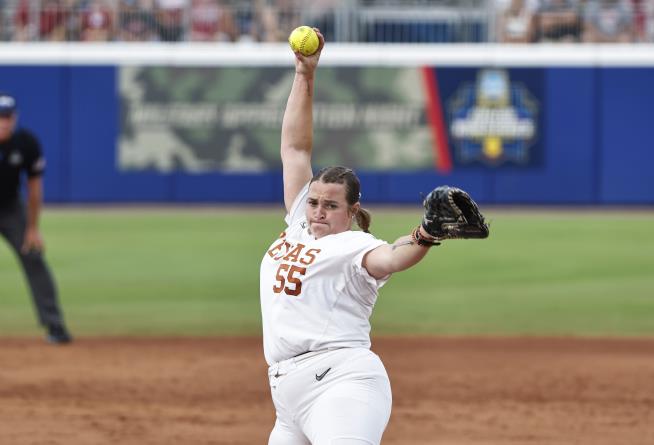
310, 166, 372, 233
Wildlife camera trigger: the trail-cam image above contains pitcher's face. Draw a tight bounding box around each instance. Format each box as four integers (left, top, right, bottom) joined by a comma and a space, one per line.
306, 181, 359, 239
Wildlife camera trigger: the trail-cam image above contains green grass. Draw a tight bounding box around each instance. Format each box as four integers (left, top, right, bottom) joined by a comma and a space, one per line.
1, 208, 653, 337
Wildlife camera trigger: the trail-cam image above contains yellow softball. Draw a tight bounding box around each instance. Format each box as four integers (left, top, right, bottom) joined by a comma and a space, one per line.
288, 26, 320, 56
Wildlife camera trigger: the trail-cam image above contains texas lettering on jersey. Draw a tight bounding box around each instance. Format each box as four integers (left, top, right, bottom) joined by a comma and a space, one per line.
266, 231, 321, 297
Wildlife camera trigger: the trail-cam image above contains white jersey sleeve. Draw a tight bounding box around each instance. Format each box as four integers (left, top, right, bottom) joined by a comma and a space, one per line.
284, 182, 310, 229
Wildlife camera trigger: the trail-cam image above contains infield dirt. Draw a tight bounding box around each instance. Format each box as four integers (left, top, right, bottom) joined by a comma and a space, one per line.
1, 337, 653, 444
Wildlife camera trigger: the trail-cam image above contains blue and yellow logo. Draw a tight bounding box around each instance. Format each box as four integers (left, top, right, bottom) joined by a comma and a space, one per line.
449, 69, 538, 166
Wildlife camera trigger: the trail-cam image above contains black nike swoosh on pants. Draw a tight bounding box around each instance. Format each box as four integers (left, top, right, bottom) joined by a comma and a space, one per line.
315, 367, 331, 381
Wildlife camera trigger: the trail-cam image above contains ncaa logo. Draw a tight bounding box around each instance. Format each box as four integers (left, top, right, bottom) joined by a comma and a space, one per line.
448, 69, 538, 166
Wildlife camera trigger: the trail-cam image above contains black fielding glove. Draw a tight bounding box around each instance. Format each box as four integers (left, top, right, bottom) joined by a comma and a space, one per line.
421, 185, 489, 240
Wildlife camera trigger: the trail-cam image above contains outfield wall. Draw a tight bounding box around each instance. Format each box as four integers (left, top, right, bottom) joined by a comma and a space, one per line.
1, 44, 653, 205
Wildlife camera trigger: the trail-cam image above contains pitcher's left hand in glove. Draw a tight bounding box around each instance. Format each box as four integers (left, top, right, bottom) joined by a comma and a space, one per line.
421, 185, 489, 241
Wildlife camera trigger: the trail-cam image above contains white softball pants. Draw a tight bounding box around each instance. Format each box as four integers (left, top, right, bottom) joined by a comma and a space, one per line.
267, 347, 392, 445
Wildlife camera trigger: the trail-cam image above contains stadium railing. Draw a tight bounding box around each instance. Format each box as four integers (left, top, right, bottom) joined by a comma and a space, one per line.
1, 0, 652, 44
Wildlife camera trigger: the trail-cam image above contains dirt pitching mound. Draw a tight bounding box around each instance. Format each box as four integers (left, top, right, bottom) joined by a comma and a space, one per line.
1, 337, 653, 444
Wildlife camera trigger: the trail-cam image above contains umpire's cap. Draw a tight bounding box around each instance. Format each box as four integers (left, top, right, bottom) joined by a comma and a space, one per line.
0, 93, 17, 117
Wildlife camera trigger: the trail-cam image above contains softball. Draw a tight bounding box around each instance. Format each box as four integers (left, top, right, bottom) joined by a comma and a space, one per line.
288, 26, 319, 56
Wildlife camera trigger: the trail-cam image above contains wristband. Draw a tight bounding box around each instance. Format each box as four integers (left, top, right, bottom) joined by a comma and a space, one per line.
411, 226, 441, 247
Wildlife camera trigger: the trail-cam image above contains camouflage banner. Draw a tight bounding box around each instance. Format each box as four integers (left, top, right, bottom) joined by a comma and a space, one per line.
118, 66, 435, 173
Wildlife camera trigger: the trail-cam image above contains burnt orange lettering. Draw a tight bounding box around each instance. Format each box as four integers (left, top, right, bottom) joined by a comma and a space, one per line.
272, 263, 290, 294
283, 243, 305, 263
272, 263, 307, 296
299, 248, 322, 265
272, 241, 291, 261
284, 265, 306, 296
267, 240, 285, 258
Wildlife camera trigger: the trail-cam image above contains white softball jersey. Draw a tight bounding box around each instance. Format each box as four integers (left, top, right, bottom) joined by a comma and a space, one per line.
260, 183, 390, 366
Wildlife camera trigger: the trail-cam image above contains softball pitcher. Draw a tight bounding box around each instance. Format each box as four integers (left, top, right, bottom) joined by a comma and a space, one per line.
261, 29, 488, 445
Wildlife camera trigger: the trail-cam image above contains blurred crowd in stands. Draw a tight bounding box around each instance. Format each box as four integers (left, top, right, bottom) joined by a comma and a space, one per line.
497, 0, 652, 42
0, 0, 651, 43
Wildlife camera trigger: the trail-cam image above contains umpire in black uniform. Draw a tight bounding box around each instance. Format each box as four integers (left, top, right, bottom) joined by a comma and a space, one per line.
0, 93, 71, 344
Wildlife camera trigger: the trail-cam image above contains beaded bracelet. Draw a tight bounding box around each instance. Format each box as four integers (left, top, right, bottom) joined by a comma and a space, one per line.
411, 226, 441, 247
